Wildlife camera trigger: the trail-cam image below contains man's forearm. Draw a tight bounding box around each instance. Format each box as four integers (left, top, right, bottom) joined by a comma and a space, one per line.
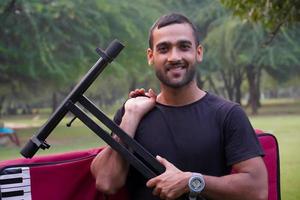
202, 174, 266, 200
201, 157, 268, 200
90, 145, 129, 194
90, 111, 142, 194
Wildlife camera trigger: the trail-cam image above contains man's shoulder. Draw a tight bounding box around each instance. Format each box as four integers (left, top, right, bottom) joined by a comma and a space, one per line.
203, 92, 238, 112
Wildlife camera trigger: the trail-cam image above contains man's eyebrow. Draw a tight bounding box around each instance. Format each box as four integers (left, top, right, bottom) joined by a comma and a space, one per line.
156, 42, 170, 48
178, 40, 192, 45
155, 40, 193, 49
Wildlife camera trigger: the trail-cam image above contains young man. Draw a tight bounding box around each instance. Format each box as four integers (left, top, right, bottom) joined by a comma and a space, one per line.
91, 13, 268, 200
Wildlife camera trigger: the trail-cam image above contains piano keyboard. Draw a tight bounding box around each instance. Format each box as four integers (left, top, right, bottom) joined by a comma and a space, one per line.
0, 167, 32, 200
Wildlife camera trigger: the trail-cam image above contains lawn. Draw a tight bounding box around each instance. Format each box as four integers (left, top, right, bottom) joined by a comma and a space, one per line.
250, 114, 300, 200
1, 99, 300, 200
0, 116, 108, 160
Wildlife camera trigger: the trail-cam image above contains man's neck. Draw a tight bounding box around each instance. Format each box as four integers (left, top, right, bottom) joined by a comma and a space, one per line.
157, 81, 206, 106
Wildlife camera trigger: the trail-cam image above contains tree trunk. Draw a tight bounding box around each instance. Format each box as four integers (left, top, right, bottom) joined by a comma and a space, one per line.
0, 96, 5, 117
233, 68, 244, 105
207, 75, 219, 95
234, 81, 242, 105
246, 65, 261, 115
256, 68, 262, 108
7, 103, 17, 115
220, 69, 234, 101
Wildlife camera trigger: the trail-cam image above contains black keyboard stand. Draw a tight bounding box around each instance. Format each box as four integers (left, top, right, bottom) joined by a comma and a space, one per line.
20, 39, 165, 180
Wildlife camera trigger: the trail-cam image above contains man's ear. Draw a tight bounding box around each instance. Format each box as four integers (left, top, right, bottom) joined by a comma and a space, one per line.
196, 45, 203, 63
147, 48, 153, 65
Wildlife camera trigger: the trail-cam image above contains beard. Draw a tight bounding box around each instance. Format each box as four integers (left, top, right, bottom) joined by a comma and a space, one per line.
155, 60, 197, 89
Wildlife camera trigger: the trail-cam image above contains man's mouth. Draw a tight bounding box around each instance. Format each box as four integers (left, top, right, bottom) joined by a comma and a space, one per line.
166, 64, 187, 72
167, 67, 185, 74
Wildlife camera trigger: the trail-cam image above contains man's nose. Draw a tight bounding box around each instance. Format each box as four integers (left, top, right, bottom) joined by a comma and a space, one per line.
167, 48, 181, 62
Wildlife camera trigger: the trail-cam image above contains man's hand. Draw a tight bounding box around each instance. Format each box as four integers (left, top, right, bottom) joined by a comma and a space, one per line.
146, 156, 191, 200
124, 88, 157, 122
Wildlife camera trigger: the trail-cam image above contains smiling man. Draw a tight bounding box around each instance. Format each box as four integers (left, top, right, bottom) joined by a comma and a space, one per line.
91, 13, 268, 200
148, 22, 200, 90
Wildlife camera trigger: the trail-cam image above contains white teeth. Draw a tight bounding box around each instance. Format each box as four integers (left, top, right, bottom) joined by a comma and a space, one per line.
168, 67, 184, 72
167, 65, 185, 71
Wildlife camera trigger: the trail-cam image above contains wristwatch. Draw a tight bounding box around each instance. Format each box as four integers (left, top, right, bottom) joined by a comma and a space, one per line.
188, 173, 205, 200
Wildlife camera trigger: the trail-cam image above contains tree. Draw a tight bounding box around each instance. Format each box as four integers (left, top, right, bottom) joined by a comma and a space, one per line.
0, 0, 103, 113
203, 17, 266, 106
220, 0, 300, 45
204, 15, 300, 114
0, 0, 165, 113
259, 24, 300, 85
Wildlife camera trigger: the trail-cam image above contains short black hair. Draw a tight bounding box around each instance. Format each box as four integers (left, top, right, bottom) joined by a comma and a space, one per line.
148, 13, 200, 49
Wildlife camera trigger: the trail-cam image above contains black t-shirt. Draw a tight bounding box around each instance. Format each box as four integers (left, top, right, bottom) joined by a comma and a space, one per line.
113, 92, 264, 200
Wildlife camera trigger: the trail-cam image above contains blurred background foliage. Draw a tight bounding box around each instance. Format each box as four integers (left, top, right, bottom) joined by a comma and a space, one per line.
0, 0, 299, 116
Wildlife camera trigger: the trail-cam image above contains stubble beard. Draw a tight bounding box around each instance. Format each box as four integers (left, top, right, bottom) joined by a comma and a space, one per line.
155, 63, 197, 89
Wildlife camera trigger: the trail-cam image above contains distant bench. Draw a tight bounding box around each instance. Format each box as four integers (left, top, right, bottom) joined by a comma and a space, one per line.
0, 124, 20, 147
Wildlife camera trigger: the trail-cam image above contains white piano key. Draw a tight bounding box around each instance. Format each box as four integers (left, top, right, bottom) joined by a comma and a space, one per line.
2, 192, 32, 200
0, 172, 30, 180
1, 185, 31, 193
0, 167, 30, 179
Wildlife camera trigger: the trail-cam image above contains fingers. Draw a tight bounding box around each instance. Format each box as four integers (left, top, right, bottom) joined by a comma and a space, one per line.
128, 91, 136, 98
146, 176, 157, 188
146, 156, 184, 200
145, 88, 157, 99
129, 88, 145, 98
152, 185, 161, 196
146, 156, 173, 188
147, 176, 165, 198
156, 155, 173, 169
129, 88, 157, 99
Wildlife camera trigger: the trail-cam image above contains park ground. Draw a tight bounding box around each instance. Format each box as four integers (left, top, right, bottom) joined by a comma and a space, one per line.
0, 98, 300, 200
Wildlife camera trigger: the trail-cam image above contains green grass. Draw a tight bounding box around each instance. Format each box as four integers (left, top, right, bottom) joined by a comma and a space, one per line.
244, 98, 300, 116
250, 114, 300, 200
0, 116, 108, 160
1, 100, 300, 199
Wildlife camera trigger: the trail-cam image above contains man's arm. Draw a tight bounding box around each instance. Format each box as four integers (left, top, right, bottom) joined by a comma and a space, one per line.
90, 89, 156, 194
203, 156, 268, 200
90, 111, 139, 194
146, 156, 268, 200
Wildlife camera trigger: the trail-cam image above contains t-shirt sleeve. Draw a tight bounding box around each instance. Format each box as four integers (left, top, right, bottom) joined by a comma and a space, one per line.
223, 105, 264, 166
110, 105, 125, 137
113, 105, 125, 125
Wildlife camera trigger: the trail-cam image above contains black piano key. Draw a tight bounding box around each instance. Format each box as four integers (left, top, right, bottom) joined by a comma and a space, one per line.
0, 177, 23, 185
3, 168, 22, 175
2, 190, 24, 198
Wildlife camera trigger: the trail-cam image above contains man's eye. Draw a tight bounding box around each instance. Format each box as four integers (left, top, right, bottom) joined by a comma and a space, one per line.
180, 44, 191, 51
157, 46, 168, 53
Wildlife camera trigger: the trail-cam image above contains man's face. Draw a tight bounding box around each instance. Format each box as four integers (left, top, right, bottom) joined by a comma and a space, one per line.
147, 23, 203, 89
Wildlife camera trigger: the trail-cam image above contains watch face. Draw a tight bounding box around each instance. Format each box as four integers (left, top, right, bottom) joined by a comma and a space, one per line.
191, 179, 203, 190
189, 174, 205, 193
